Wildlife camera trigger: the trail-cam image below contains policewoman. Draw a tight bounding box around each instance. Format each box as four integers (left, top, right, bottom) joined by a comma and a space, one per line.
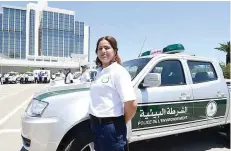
89, 36, 138, 151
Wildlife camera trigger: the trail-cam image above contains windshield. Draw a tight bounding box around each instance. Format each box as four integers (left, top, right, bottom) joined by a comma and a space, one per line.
55, 73, 61, 77
9, 73, 16, 76
25, 73, 33, 76
122, 58, 152, 80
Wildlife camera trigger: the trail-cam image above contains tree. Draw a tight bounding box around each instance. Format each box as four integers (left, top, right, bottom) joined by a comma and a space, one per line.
220, 62, 230, 79
215, 41, 230, 64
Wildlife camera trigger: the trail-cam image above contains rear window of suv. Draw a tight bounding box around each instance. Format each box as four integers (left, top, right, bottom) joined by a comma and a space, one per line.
187, 61, 218, 83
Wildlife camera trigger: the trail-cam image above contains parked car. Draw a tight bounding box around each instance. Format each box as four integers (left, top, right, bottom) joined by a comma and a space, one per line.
49, 70, 97, 87
21, 45, 230, 151
3, 71, 19, 84
51, 72, 65, 81
20, 72, 34, 84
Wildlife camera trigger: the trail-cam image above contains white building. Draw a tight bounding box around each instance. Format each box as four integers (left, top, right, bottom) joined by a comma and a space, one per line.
0, 1, 90, 72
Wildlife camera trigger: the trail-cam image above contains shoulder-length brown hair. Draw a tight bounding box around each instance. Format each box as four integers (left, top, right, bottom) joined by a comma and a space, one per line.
95, 36, 122, 67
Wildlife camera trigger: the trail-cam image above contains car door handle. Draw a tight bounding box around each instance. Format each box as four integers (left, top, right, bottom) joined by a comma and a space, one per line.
179, 93, 191, 100
217, 91, 224, 98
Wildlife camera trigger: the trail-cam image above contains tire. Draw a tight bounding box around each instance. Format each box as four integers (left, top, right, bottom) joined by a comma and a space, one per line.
225, 124, 230, 147
58, 122, 93, 151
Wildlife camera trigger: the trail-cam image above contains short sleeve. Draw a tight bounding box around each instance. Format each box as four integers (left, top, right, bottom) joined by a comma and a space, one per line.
114, 67, 136, 102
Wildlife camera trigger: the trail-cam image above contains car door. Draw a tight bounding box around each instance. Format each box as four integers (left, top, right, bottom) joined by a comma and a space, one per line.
131, 57, 194, 136
186, 59, 229, 126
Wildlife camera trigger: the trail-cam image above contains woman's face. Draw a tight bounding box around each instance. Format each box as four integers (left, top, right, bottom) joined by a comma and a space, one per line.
97, 39, 115, 68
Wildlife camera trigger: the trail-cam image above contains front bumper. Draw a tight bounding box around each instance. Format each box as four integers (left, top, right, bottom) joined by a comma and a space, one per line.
21, 113, 71, 151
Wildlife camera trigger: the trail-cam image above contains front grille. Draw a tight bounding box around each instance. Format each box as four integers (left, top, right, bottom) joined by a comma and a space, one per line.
21, 135, 31, 147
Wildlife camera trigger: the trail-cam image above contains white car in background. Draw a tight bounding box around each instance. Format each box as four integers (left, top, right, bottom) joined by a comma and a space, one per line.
3, 71, 19, 84
51, 72, 65, 81
21, 72, 34, 84
49, 70, 97, 87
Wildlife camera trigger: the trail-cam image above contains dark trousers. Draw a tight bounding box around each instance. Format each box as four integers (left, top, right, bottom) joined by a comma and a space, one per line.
90, 115, 129, 151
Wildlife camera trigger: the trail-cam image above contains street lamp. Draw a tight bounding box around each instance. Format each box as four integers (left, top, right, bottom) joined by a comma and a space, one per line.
0, 57, 2, 74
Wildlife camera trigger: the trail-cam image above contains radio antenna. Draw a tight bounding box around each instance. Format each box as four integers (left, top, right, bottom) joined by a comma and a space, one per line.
138, 38, 146, 57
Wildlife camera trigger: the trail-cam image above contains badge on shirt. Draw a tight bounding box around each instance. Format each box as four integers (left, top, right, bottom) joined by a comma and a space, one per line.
101, 75, 110, 83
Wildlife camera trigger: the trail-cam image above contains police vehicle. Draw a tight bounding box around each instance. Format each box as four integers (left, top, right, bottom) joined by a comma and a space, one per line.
51, 72, 65, 81
49, 70, 97, 87
20, 72, 34, 84
21, 44, 230, 151
3, 71, 19, 84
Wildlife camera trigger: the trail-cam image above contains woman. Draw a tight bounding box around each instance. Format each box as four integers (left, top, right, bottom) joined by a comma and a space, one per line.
89, 36, 138, 151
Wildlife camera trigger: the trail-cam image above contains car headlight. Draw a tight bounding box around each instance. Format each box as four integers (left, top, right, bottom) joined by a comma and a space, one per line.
26, 99, 49, 117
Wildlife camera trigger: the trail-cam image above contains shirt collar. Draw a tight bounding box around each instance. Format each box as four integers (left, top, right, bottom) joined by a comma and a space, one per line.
98, 62, 117, 73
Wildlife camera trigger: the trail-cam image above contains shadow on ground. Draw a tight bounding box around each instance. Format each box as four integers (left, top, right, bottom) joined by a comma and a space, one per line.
129, 128, 230, 151
20, 128, 230, 151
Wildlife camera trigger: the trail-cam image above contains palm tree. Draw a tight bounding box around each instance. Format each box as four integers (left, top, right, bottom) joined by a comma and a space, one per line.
215, 41, 230, 64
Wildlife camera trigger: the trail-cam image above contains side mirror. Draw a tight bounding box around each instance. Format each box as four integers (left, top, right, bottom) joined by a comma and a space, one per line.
141, 73, 161, 88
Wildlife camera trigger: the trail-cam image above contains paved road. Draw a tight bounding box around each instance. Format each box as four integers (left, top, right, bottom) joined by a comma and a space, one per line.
0, 83, 46, 151
0, 83, 229, 151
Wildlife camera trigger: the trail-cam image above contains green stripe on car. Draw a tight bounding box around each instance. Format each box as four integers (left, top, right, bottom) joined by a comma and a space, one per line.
35, 88, 90, 100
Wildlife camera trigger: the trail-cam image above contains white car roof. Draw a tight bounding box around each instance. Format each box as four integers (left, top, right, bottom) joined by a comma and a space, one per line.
137, 53, 216, 62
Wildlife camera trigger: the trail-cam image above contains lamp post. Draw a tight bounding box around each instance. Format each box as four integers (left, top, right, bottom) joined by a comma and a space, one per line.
0, 57, 2, 74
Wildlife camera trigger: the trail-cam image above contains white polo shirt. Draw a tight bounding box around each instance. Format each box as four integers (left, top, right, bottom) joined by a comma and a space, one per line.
80, 71, 91, 83
65, 73, 73, 84
89, 62, 136, 117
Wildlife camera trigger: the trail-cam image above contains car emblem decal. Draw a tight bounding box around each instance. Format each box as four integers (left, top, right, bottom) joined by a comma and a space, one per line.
206, 101, 217, 118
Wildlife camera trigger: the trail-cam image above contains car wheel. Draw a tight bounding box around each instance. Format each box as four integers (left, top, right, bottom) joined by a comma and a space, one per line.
65, 139, 94, 151
58, 122, 93, 151
225, 124, 230, 142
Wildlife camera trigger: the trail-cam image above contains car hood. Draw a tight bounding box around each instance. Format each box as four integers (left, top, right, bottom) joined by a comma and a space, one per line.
33, 82, 91, 100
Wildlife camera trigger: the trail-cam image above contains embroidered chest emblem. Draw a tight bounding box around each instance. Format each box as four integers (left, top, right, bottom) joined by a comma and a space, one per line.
101, 75, 110, 83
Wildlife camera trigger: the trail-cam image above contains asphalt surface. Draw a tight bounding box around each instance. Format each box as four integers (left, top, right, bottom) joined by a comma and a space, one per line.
0, 83, 229, 151
0, 83, 46, 151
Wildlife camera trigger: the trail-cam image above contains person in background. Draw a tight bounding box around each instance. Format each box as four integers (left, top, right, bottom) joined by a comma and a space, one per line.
0, 73, 2, 85
80, 65, 91, 83
34, 72, 38, 83
64, 68, 73, 84
89, 36, 137, 151
39, 71, 43, 83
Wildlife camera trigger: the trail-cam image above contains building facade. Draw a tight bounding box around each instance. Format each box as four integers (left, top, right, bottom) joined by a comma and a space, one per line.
0, 6, 27, 59
0, 2, 90, 64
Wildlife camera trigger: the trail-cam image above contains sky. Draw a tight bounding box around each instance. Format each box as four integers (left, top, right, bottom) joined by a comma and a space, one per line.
0, 1, 230, 63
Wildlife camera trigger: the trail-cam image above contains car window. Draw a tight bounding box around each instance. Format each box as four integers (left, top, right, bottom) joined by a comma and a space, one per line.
25, 73, 33, 76
55, 73, 61, 77
9, 73, 16, 76
187, 61, 217, 83
122, 58, 152, 80
150, 60, 186, 86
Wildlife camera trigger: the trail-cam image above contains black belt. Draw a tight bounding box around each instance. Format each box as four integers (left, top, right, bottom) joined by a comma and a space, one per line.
89, 114, 124, 124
